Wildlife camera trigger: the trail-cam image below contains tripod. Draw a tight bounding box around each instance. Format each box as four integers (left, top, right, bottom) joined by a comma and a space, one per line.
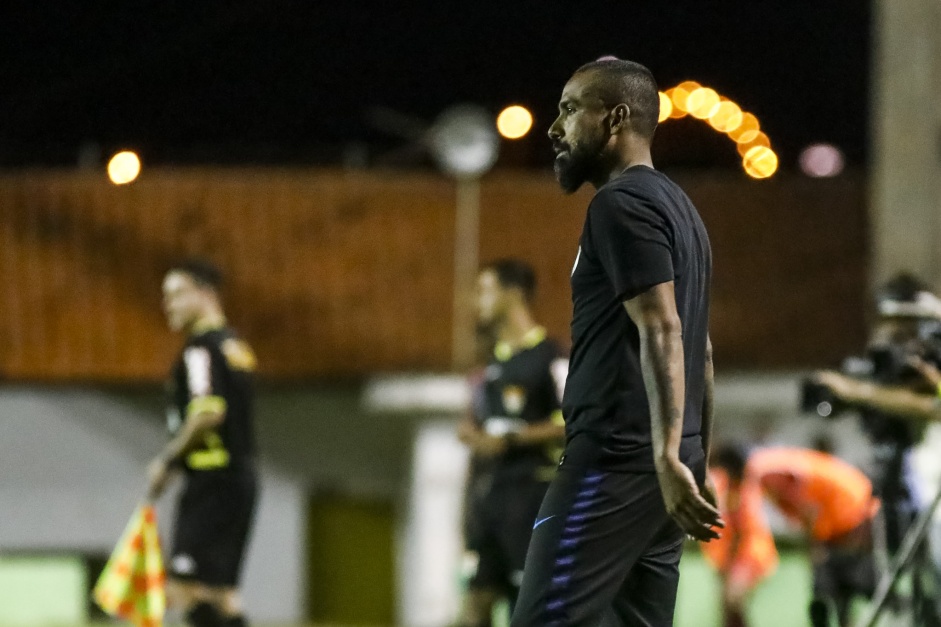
856, 482, 941, 627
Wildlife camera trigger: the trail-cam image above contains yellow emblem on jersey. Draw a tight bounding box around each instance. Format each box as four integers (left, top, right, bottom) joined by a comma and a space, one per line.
221, 338, 257, 371
502, 385, 527, 415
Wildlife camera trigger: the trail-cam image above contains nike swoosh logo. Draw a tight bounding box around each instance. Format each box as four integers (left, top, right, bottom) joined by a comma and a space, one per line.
533, 515, 556, 530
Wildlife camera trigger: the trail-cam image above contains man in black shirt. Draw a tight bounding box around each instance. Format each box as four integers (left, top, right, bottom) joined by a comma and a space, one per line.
457, 259, 567, 627
147, 260, 258, 627
511, 58, 723, 626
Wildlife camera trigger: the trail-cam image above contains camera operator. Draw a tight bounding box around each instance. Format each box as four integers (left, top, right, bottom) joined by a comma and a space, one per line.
807, 273, 941, 623
810, 275, 941, 548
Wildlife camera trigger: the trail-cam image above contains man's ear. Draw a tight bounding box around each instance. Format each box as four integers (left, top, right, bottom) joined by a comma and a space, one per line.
608, 103, 631, 134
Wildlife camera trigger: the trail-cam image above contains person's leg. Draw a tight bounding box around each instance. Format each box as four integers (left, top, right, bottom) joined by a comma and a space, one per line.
722, 606, 747, 627
167, 578, 220, 627
192, 470, 257, 627
458, 587, 499, 627
607, 526, 684, 627
721, 563, 759, 627
168, 481, 222, 627
607, 452, 707, 627
458, 548, 504, 627
809, 545, 839, 627
212, 588, 249, 627
839, 550, 877, 626
498, 478, 552, 614
510, 466, 669, 627
458, 489, 507, 627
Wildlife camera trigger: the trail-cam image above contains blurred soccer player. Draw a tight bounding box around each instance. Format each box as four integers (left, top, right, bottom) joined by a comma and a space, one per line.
457, 259, 567, 626
147, 260, 258, 627
511, 58, 721, 626
710, 445, 879, 627
702, 445, 779, 627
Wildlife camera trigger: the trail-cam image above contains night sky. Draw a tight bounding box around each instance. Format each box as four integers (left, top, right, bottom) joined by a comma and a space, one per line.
1, 1, 871, 171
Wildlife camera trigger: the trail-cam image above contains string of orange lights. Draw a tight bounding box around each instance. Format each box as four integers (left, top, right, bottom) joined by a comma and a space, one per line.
658, 81, 778, 179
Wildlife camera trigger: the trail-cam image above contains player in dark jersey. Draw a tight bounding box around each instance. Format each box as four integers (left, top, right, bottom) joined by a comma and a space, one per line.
510, 58, 723, 626
146, 260, 258, 627
457, 259, 567, 627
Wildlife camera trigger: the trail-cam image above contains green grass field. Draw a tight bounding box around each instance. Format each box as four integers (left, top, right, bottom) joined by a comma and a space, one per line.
1, 549, 870, 627
676, 550, 813, 627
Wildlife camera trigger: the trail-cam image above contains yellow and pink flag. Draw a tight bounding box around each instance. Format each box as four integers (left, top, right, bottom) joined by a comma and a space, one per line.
93, 504, 166, 627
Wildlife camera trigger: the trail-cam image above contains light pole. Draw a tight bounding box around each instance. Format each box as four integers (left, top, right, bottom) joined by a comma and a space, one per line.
428, 105, 500, 371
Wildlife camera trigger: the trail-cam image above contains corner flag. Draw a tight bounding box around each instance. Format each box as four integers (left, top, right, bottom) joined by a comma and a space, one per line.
93, 504, 166, 627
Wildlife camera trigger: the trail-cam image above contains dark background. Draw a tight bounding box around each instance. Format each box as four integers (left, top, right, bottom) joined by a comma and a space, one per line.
1, 1, 871, 170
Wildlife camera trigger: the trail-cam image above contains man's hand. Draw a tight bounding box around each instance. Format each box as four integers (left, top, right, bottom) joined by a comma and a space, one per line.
701, 472, 719, 509
657, 456, 723, 541
146, 457, 174, 502
457, 419, 480, 445
472, 434, 509, 458
908, 355, 941, 388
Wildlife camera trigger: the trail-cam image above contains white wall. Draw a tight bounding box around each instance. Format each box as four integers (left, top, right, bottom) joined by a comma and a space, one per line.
0, 387, 306, 623
871, 0, 941, 288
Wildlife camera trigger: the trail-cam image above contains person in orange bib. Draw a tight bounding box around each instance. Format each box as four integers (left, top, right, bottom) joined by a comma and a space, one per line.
708, 445, 879, 627
701, 451, 777, 627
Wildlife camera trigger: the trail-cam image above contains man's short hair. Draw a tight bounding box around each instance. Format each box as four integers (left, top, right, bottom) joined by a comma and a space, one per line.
574, 57, 660, 138
481, 258, 537, 304
168, 259, 223, 292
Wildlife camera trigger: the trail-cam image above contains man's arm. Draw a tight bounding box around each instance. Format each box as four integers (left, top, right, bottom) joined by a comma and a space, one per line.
702, 335, 715, 465
457, 411, 482, 446
700, 335, 719, 507
147, 398, 225, 500
510, 412, 566, 446
161, 399, 226, 463
815, 371, 941, 423
624, 281, 722, 541
467, 414, 566, 457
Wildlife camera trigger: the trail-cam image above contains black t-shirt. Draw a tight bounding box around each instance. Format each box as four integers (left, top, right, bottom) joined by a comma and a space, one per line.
563, 165, 712, 471
473, 328, 567, 481
167, 326, 258, 474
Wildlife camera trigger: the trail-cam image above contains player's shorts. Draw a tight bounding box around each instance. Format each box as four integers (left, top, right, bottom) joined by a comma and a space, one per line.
511, 451, 706, 627
812, 543, 876, 602
169, 467, 257, 587
465, 475, 550, 594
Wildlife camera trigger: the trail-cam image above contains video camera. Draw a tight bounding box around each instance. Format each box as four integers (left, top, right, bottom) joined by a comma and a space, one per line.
800, 325, 941, 420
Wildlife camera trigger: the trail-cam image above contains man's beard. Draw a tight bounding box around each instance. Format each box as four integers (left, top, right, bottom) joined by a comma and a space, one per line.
553, 136, 606, 194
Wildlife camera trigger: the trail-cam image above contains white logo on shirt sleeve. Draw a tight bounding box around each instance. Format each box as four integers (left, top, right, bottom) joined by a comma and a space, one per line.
571, 247, 581, 277
184, 346, 212, 396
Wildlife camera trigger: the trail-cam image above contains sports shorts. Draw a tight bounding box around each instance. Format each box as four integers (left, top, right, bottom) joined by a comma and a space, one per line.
511, 452, 706, 627
169, 467, 257, 587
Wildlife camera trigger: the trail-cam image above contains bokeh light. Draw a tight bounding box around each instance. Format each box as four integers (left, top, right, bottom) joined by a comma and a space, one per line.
743, 146, 779, 179
799, 143, 845, 177
708, 100, 744, 133
686, 88, 721, 120
671, 81, 701, 114
658, 92, 673, 123
659, 82, 777, 179
728, 112, 760, 143
664, 89, 687, 119
496, 105, 533, 140
736, 131, 771, 157
107, 151, 141, 185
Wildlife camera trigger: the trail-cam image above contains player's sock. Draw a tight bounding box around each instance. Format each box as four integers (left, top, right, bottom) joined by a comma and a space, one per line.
219, 615, 248, 627
724, 610, 746, 627
186, 602, 222, 627
808, 598, 832, 627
